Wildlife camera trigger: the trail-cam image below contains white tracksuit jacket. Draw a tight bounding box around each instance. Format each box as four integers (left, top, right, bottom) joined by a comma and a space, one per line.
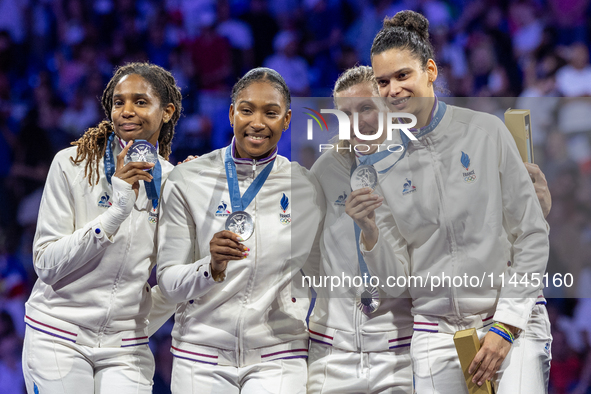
27, 141, 174, 347
362, 103, 549, 331
309, 149, 413, 352
156, 146, 324, 367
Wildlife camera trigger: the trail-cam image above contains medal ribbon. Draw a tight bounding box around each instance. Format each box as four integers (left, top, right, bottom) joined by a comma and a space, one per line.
350, 149, 393, 283
380, 99, 447, 174
104, 132, 116, 185
145, 153, 162, 210
103, 136, 161, 209
224, 145, 276, 212
358, 148, 392, 166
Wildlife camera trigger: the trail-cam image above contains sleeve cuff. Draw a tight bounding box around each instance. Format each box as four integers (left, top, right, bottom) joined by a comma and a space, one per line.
91, 218, 115, 243
360, 229, 380, 255
197, 262, 225, 283
492, 310, 529, 332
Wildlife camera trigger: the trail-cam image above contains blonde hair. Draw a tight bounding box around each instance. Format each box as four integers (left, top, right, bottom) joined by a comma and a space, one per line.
331, 66, 379, 157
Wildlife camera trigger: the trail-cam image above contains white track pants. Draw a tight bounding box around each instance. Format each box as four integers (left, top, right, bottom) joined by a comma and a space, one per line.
22, 326, 154, 394
411, 305, 552, 394
307, 342, 413, 394
171, 353, 307, 394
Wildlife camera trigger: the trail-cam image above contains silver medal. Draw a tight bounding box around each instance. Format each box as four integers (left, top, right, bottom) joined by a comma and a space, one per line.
356, 286, 380, 314
225, 211, 254, 240
124, 140, 158, 167
351, 165, 378, 191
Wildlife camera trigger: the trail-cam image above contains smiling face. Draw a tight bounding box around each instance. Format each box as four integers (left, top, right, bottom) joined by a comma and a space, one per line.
111, 74, 175, 146
229, 81, 291, 160
372, 48, 437, 127
334, 81, 388, 155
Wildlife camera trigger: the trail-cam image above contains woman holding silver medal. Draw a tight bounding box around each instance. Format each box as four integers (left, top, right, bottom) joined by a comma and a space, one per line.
350, 10, 552, 393
156, 67, 324, 394
22, 62, 182, 393
307, 66, 414, 393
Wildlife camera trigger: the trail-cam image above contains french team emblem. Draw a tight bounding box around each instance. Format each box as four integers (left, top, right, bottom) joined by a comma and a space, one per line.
148, 207, 158, 224
215, 200, 231, 217
98, 192, 112, 208
279, 193, 291, 225
402, 178, 416, 195
461, 151, 477, 183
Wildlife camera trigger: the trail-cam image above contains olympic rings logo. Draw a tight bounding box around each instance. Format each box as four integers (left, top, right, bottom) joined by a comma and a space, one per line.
148, 216, 157, 224
464, 175, 477, 183
280, 217, 291, 225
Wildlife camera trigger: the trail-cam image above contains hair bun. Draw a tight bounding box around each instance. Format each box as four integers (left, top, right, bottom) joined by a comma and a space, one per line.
384, 10, 429, 42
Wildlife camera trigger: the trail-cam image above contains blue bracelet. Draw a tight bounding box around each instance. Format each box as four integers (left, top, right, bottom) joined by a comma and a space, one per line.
489, 326, 513, 344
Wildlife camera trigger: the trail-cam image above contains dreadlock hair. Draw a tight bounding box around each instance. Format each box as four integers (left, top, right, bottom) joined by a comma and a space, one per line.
331, 65, 380, 157
71, 62, 183, 185
371, 10, 435, 71
231, 67, 291, 113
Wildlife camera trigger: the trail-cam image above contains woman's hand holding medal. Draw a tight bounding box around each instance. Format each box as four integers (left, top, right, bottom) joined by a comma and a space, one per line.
99, 139, 150, 237
345, 187, 384, 250
114, 140, 155, 198
209, 231, 249, 281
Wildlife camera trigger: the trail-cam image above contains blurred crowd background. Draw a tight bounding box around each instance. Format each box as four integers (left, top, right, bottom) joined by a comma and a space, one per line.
1, 0, 591, 393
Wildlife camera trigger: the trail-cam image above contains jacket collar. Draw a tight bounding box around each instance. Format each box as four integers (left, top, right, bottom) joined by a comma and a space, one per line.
230, 137, 278, 166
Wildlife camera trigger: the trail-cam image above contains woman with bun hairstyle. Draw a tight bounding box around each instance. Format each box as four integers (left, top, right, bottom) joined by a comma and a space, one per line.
307, 65, 413, 393
349, 10, 552, 393
23, 62, 182, 393
156, 67, 324, 394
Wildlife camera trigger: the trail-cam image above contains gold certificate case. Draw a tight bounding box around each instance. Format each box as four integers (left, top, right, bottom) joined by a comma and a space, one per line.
453, 328, 495, 394
504, 108, 534, 163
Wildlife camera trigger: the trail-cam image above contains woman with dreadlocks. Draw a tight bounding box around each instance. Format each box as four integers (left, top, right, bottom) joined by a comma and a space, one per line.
22, 62, 182, 394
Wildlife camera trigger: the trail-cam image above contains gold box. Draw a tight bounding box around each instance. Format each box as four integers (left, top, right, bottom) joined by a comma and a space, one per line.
504, 109, 534, 163
453, 328, 494, 394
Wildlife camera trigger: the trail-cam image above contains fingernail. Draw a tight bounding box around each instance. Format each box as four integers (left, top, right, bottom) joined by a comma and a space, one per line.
478, 381, 482, 386
243, 246, 250, 251
237, 236, 244, 242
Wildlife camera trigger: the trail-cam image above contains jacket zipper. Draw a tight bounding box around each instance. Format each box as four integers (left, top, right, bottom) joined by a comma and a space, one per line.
354, 294, 361, 351
424, 137, 461, 319
98, 212, 133, 345
236, 161, 257, 365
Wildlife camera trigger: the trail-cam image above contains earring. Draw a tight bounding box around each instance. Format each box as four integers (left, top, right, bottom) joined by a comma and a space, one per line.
428, 79, 433, 87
